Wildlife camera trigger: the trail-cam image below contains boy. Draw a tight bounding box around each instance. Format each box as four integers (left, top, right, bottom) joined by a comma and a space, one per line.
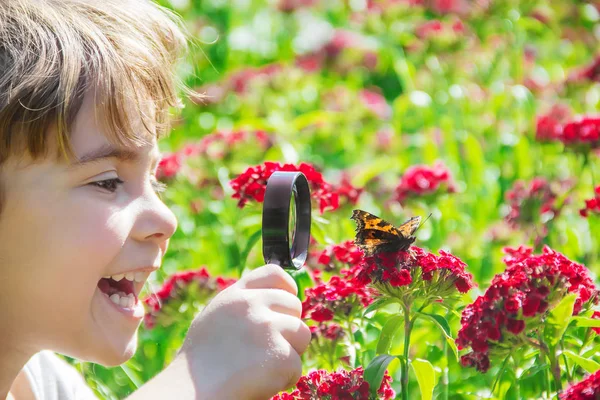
0, 0, 311, 399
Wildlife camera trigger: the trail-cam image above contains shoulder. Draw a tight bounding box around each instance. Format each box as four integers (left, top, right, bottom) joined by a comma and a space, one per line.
23, 351, 98, 400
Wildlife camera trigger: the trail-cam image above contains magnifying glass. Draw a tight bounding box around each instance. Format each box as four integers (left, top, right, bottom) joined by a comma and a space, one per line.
262, 171, 311, 270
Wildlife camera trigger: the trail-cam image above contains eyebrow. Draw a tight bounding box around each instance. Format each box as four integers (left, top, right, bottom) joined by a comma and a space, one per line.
67, 143, 160, 170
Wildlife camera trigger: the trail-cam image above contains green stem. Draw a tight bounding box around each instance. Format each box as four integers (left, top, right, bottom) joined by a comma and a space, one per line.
442, 339, 449, 400
561, 337, 571, 383
401, 303, 413, 400
541, 342, 562, 395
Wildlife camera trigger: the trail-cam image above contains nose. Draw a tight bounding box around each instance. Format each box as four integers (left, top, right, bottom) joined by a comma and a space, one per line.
132, 183, 178, 252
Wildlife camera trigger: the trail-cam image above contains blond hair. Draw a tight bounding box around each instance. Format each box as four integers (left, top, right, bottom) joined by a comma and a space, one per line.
0, 0, 198, 165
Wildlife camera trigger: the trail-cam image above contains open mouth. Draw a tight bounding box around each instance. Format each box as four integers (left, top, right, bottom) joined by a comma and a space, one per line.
97, 277, 136, 301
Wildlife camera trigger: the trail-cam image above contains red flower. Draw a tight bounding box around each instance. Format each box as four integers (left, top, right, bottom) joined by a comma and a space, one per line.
301, 272, 378, 323
535, 108, 600, 150
353, 246, 474, 300
142, 267, 236, 329
315, 240, 364, 273
457, 246, 599, 373
394, 162, 456, 203
230, 161, 340, 213
560, 369, 600, 400
156, 153, 183, 180
271, 366, 395, 400
580, 186, 600, 218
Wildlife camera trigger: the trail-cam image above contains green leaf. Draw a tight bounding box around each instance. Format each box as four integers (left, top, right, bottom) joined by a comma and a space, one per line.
363, 354, 401, 397
543, 293, 577, 349
363, 298, 399, 317
416, 312, 458, 361
411, 358, 436, 400
239, 229, 262, 271
376, 315, 404, 355
120, 364, 143, 389
289, 268, 313, 302
518, 363, 548, 381
563, 350, 600, 374
572, 316, 600, 328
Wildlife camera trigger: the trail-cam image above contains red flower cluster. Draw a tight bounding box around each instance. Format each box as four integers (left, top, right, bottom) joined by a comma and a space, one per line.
457, 246, 599, 373
353, 246, 474, 295
142, 267, 237, 329
504, 177, 566, 232
559, 369, 600, 400
310, 322, 345, 342
271, 367, 395, 400
393, 162, 456, 203
580, 186, 600, 217
535, 113, 600, 149
316, 240, 364, 272
156, 130, 272, 180
230, 162, 341, 213
301, 270, 377, 323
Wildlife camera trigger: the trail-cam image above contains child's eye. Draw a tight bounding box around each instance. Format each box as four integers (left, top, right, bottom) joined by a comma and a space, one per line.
89, 177, 168, 196
90, 178, 125, 193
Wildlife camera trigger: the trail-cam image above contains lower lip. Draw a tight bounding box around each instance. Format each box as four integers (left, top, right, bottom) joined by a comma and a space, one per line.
98, 289, 145, 322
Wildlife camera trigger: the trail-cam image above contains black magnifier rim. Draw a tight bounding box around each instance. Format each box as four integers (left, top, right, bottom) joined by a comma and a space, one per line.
262, 171, 311, 270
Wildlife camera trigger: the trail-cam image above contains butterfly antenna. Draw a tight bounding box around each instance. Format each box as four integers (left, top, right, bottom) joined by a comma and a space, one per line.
414, 213, 433, 234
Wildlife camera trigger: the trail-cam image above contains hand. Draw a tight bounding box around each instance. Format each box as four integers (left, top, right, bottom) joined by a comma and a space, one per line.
176, 264, 312, 400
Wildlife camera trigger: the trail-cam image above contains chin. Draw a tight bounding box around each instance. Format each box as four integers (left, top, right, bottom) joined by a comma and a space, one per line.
66, 336, 139, 367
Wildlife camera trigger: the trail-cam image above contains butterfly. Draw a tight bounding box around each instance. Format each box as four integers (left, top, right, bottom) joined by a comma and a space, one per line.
350, 209, 422, 257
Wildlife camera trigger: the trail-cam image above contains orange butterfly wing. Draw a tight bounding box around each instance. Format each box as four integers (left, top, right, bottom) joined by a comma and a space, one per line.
350, 209, 421, 256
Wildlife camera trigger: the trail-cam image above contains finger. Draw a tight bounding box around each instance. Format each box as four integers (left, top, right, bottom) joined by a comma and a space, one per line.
272, 335, 305, 393
250, 288, 302, 318
237, 264, 298, 296
273, 313, 313, 357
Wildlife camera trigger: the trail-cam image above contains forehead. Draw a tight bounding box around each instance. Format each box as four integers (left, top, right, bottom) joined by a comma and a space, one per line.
67, 89, 160, 166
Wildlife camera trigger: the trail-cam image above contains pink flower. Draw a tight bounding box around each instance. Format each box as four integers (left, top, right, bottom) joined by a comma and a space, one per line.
156, 153, 183, 180
504, 178, 571, 240
359, 89, 392, 119
271, 367, 395, 400
394, 162, 456, 203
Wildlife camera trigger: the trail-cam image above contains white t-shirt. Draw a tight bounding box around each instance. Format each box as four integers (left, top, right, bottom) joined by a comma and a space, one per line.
21, 351, 98, 400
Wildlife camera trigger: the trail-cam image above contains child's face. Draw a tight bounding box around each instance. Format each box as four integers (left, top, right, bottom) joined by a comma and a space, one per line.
0, 91, 178, 366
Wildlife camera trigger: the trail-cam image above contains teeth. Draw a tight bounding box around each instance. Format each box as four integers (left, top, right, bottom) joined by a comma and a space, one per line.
108, 292, 136, 309
102, 272, 146, 283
